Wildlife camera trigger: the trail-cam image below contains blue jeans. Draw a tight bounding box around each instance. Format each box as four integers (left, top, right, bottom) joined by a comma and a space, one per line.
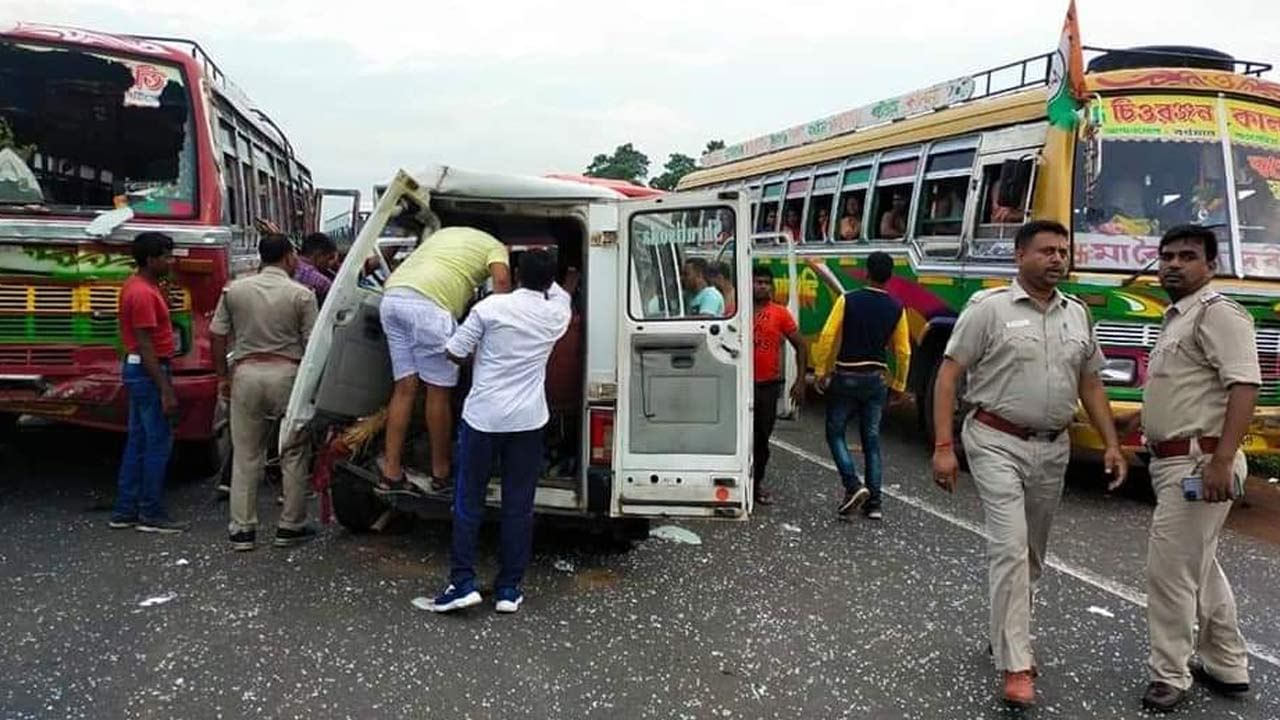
450, 422, 544, 592
824, 371, 887, 503
112, 362, 174, 523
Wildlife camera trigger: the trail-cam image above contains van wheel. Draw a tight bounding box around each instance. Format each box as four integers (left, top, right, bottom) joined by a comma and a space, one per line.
331, 471, 387, 533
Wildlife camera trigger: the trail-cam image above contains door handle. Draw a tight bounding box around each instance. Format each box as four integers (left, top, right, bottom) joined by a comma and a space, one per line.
718, 342, 740, 359
671, 354, 694, 369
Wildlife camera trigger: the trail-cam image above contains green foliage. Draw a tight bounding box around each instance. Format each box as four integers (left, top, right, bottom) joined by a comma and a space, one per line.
649, 153, 698, 191
584, 143, 650, 184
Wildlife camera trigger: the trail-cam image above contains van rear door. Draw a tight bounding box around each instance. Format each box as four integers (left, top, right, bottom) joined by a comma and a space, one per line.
612, 191, 753, 519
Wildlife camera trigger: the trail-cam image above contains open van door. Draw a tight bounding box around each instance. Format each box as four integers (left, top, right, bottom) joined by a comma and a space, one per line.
281, 170, 430, 449
613, 191, 753, 519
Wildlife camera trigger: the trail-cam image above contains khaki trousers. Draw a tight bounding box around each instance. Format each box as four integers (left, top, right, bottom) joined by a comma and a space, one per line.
1146, 447, 1249, 690
229, 362, 309, 535
963, 416, 1071, 672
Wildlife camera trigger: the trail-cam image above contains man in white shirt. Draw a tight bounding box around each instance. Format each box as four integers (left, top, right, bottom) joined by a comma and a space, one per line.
426, 250, 576, 615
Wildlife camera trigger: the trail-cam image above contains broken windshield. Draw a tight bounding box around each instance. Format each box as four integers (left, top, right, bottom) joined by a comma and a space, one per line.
0, 41, 197, 217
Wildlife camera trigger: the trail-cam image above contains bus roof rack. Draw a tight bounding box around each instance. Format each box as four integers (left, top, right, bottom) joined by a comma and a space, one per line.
700, 46, 1274, 170
1083, 45, 1272, 77
130, 34, 293, 150
699, 53, 1053, 169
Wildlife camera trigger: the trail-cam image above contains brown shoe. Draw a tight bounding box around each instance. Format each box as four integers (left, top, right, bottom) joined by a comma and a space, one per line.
1002, 670, 1036, 708
1190, 659, 1250, 696
1141, 681, 1187, 713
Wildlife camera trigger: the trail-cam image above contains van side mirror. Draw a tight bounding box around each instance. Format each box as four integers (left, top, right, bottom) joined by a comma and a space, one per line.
997, 159, 1033, 208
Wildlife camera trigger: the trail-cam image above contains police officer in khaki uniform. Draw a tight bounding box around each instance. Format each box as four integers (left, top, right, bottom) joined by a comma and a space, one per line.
931, 220, 1127, 708
211, 234, 319, 552
1130, 225, 1257, 713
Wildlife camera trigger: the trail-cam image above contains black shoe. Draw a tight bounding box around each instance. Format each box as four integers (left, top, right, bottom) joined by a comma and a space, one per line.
273, 526, 317, 548
863, 504, 883, 521
1190, 658, 1250, 696
136, 518, 190, 534
108, 516, 138, 529
230, 530, 256, 552
1142, 681, 1187, 713
838, 486, 870, 516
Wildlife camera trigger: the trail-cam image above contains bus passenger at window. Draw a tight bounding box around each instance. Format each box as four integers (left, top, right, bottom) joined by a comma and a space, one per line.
839, 196, 863, 241
814, 206, 831, 241
880, 193, 908, 239
761, 207, 779, 233
708, 262, 736, 316
716, 209, 735, 244
682, 258, 725, 316
783, 208, 802, 243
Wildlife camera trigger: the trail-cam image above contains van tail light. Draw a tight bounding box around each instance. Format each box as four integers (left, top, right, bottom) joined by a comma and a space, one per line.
589, 408, 615, 467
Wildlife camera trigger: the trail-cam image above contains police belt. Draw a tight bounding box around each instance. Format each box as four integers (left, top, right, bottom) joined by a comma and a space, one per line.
974, 409, 1065, 442
1148, 436, 1220, 459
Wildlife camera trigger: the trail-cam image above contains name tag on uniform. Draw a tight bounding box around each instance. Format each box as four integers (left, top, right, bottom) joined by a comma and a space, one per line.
1005, 319, 1031, 329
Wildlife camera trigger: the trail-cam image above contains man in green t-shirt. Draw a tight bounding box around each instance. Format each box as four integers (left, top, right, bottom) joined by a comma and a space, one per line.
378, 226, 511, 493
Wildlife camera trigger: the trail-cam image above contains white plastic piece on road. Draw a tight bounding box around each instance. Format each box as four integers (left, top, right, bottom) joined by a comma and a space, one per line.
649, 525, 702, 545
553, 559, 575, 573
781, 523, 802, 534
139, 593, 176, 607
410, 596, 434, 611
174, 559, 190, 566
1087, 605, 1116, 619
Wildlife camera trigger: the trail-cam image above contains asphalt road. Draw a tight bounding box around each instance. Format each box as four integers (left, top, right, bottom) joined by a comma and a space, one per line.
2, 409, 1279, 720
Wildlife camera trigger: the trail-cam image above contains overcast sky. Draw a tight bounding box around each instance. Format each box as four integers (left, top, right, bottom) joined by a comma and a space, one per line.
10, 0, 1280, 195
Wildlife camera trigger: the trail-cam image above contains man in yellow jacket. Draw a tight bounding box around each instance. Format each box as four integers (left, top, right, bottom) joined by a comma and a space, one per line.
811, 251, 910, 520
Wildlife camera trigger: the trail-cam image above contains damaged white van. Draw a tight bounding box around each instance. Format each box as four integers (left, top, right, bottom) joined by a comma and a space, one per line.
280, 166, 755, 536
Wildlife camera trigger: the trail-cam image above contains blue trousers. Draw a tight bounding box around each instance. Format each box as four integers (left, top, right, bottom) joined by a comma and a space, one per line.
450, 422, 544, 591
111, 362, 174, 523
824, 370, 887, 503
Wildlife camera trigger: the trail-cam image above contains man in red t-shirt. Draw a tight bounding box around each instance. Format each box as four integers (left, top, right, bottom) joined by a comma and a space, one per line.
108, 232, 188, 534
751, 265, 806, 505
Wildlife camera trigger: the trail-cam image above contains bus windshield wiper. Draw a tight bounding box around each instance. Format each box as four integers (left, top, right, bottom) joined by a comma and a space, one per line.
1121, 256, 1158, 287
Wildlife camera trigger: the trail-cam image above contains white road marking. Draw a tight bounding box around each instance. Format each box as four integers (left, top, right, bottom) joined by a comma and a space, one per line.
771, 437, 1280, 669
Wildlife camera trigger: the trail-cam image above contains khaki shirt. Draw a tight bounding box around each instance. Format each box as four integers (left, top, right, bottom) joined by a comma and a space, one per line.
945, 279, 1104, 430
210, 266, 318, 361
1141, 284, 1260, 442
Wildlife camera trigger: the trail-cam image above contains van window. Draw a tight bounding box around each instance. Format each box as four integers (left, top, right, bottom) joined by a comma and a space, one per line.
630, 207, 736, 320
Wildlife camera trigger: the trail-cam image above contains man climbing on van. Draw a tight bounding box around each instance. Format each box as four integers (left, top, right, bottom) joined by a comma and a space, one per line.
426, 251, 575, 614
378, 226, 511, 495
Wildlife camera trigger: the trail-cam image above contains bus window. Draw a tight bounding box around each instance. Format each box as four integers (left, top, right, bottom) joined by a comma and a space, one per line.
870, 157, 918, 241
781, 199, 804, 244
222, 153, 241, 225
916, 149, 974, 244
836, 190, 867, 242
807, 194, 833, 243
806, 172, 838, 243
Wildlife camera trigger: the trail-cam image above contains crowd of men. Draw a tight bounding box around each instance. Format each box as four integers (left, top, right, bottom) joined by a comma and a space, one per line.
105, 218, 1258, 712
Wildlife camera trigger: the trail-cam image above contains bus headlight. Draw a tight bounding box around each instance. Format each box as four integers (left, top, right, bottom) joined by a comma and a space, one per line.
1100, 357, 1137, 386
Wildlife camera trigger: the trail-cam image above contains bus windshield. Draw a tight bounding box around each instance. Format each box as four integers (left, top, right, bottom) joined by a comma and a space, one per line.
1074, 95, 1280, 278
0, 41, 197, 217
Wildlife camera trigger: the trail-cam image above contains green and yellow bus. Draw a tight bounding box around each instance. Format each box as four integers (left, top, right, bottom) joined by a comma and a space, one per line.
677, 46, 1280, 459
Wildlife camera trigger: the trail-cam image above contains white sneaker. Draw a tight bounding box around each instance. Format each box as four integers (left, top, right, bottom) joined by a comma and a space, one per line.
495, 588, 524, 614
421, 584, 482, 613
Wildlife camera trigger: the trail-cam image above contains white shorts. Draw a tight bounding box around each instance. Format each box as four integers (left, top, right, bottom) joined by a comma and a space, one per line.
379, 288, 459, 387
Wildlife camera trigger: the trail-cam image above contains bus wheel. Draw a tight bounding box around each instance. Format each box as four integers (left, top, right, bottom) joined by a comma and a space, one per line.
608, 517, 651, 546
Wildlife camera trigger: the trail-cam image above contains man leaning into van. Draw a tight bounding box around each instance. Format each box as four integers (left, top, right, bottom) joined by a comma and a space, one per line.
377, 226, 512, 495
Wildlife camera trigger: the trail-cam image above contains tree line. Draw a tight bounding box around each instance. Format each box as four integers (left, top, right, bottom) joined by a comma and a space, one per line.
584, 140, 725, 191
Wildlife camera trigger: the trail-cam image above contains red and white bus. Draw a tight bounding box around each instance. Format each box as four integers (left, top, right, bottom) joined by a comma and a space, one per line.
0, 23, 329, 465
